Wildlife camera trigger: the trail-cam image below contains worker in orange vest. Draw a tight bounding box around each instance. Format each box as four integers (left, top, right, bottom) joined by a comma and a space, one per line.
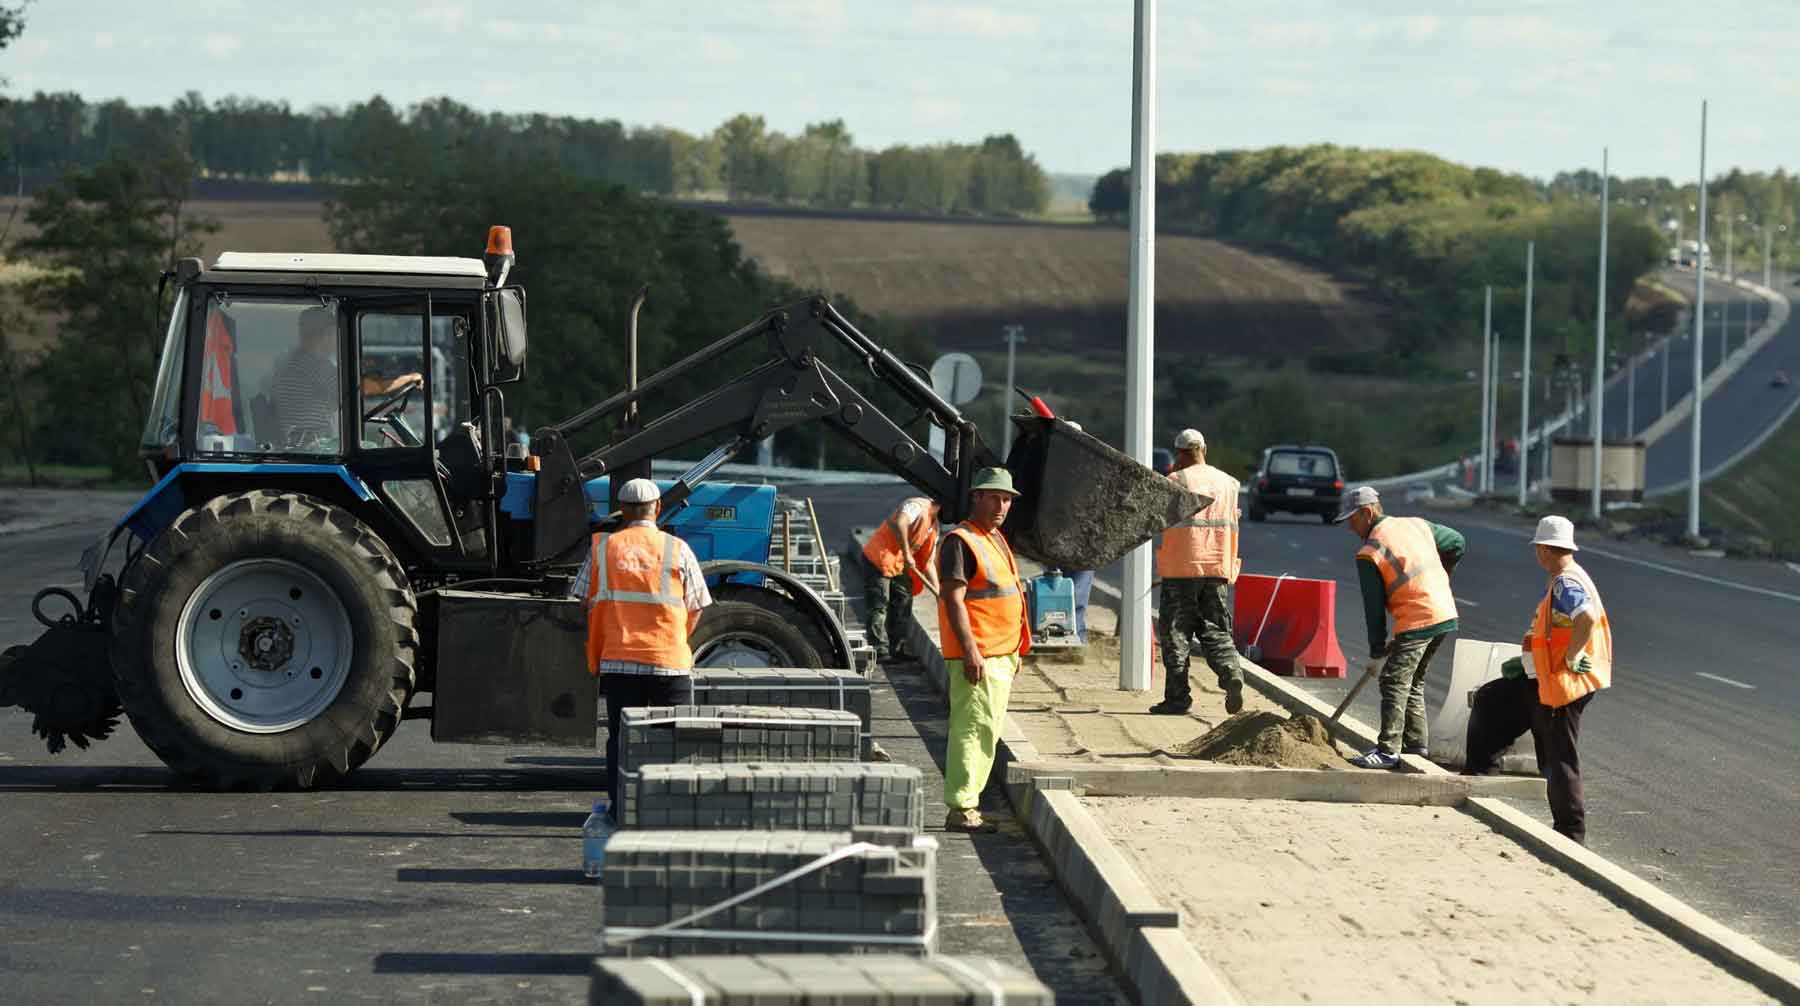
861, 495, 942, 663
1463, 516, 1612, 844
1151, 429, 1247, 716
1337, 485, 1464, 769
572, 478, 713, 815
937, 467, 1031, 833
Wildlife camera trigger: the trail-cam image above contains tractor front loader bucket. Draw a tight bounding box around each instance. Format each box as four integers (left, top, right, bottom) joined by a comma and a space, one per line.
1003, 416, 1211, 571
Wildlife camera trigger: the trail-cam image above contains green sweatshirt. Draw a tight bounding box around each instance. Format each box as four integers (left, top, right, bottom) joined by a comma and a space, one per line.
1356, 516, 1464, 657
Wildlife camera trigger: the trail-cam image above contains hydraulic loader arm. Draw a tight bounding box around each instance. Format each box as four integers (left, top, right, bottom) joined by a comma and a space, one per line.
528, 298, 995, 564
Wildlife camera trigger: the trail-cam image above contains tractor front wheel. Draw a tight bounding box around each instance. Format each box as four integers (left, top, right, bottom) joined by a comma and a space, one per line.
112, 490, 417, 789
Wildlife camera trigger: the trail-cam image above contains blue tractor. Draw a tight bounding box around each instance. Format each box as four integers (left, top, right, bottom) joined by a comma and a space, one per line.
0, 227, 1205, 789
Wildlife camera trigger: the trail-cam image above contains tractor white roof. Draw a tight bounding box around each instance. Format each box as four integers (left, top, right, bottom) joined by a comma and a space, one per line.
212, 252, 488, 278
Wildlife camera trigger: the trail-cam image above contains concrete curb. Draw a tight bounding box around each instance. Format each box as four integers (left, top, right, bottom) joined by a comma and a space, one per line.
1007, 760, 1546, 805
902, 613, 1242, 1006
1241, 659, 1800, 1002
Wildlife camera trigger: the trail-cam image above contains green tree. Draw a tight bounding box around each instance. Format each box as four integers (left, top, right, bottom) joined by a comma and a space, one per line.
19, 152, 216, 475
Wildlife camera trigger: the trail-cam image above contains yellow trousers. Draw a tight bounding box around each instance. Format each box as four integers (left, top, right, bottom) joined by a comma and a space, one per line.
944, 653, 1019, 810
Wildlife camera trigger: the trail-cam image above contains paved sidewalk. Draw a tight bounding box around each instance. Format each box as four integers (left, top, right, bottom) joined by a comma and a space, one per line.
910, 592, 1773, 1004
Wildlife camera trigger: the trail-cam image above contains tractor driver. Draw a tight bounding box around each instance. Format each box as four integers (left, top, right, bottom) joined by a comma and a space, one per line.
272, 305, 343, 452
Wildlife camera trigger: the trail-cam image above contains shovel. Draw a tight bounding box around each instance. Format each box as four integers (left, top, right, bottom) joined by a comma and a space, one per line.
1241, 572, 1292, 664
1328, 659, 1383, 725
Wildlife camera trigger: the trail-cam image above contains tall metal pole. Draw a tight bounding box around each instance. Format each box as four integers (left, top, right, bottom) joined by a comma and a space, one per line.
1120, 0, 1156, 692
1765, 224, 1775, 289
1688, 101, 1709, 539
1661, 338, 1670, 415
1590, 148, 1610, 521
1520, 241, 1534, 506
1001, 324, 1025, 459
1725, 215, 1734, 357
1480, 286, 1493, 495
1488, 332, 1500, 493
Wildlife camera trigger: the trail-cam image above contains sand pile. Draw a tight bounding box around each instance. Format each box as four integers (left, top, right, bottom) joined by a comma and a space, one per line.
1173, 711, 1344, 770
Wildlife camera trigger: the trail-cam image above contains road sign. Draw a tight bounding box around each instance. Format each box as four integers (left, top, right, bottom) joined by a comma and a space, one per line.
930, 353, 983, 406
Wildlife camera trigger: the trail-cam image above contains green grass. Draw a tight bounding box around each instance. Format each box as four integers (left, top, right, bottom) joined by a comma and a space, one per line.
1695, 409, 1800, 555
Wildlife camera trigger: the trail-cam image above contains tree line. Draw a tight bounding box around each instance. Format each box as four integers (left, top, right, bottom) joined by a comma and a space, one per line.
0, 91, 1051, 216
1089, 145, 1670, 374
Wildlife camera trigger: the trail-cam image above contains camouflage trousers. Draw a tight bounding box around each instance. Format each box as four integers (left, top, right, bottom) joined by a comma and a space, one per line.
1157, 578, 1244, 706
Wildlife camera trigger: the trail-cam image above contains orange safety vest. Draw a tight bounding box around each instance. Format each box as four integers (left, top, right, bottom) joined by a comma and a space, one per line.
937, 522, 1032, 661
862, 497, 938, 595
1356, 516, 1457, 636
584, 524, 693, 675
1524, 561, 1613, 709
1156, 464, 1241, 582
199, 308, 239, 435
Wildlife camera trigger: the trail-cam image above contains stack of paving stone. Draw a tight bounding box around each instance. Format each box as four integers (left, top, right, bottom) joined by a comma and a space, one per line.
616, 705, 861, 779
616, 762, 924, 835
600, 830, 937, 957
690, 667, 874, 754
589, 953, 1055, 1004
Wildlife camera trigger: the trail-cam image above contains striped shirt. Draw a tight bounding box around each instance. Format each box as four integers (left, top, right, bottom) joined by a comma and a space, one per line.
570, 520, 713, 676
271, 348, 340, 452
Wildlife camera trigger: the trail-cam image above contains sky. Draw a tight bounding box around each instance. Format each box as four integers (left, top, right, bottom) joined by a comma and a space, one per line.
5, 1, 1797, 182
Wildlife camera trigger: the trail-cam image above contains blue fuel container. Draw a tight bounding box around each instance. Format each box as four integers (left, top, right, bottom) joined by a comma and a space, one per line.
1028, 570, 1078, 642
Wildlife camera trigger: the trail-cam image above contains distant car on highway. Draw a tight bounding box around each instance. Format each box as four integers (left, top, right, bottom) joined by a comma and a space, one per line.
1152, 447, 1174, 476
1246, 445, 1344, 523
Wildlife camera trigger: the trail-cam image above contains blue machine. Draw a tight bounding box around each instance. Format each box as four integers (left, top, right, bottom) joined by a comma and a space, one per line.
1027, 570, 1081, 647
501, 473, 776, 566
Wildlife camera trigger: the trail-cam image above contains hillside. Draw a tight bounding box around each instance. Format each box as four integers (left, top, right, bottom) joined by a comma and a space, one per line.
7, 197, 1398, 362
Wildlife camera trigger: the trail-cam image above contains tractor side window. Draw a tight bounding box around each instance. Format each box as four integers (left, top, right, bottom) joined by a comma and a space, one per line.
357, 312, 429, 450
432, 314, 473, 448
193, 296, 342, 456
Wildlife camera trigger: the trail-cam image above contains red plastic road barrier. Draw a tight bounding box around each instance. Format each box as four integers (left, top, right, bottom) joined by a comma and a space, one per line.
1232, 573, 1348, 678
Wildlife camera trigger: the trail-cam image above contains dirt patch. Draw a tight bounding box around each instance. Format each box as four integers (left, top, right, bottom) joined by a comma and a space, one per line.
1173, 710, 1344, 770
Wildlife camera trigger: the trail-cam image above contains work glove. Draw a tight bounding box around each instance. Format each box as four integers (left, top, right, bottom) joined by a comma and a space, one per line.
1566, 653, 1592, 676
1500, 656, 1525, 680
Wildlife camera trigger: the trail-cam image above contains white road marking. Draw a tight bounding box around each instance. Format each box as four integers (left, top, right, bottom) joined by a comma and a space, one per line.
1786, 562, 1800, 577
1695, 672, 1755, 690
1579, 543, 1800, 605
1455, 597, 1481, 607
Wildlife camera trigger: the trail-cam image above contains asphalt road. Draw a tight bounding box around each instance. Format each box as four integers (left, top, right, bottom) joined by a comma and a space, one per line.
787, 484, 1800, 961
0, 495, 1125, 1005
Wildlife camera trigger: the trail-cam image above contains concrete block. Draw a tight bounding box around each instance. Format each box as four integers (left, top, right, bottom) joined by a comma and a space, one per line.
591, 953, 1054, 1005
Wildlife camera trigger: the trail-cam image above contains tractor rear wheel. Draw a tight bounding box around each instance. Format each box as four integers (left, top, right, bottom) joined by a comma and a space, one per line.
112, 490, 417, 789
689, 601, 825, 669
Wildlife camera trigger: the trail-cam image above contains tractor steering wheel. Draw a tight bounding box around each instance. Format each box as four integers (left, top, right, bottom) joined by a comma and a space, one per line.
362, 377, 424, 447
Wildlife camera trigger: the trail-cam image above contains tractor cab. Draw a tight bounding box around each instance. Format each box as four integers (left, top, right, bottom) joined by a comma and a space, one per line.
135, 233, 527, 577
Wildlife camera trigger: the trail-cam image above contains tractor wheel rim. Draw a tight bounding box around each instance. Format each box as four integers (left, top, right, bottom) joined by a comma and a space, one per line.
694, 632, 793, 669
176, 558, 353, 733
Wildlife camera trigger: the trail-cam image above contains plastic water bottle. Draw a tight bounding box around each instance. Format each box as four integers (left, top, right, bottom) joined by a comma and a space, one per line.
581, 800, 615, 879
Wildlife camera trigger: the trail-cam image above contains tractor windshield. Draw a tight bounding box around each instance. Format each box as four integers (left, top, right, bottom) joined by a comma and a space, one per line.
140, 286, 190, 455
192, 295, 344, 456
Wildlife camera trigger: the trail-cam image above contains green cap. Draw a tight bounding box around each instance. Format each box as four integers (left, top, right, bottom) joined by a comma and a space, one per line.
970, 467, 1020, 496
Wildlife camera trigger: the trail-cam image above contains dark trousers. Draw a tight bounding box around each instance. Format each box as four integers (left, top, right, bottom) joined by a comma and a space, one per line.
1464, 675, 1595, 843
862, 556, 914, 658
603, 673, 693, 815
1157, 577, 1243, 706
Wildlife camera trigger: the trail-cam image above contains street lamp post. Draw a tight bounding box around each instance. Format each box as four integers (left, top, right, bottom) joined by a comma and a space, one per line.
1688, 101, 1708, 540
1480, 286, 1493, 495
1119, 0, 1156, 692
1590, 148, 1609, 521
1001, 324, 1026, 459
1520, 241, 1534, 507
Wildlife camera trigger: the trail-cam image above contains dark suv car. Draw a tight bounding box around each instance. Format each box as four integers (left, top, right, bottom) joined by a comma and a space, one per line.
1247, 445, 1344, 522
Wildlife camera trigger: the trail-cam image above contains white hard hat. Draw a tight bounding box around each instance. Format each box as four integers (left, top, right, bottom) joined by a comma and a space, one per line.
1174, 428, 1206, 450
618, 478, 662, 504
1531, 515, 1578, 551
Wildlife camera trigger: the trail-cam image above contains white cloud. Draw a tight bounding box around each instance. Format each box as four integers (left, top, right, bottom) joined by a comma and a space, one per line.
199, 34, 242, 59
916, 4, 1040, 41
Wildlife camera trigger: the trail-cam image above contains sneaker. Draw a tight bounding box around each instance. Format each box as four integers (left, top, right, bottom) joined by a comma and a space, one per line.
1224, 682, 1245, 715
944, 808, 997, 833
1402, 745, 1430, 758
1148, 699, 1192, 716
1347, 749, 1401, 770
